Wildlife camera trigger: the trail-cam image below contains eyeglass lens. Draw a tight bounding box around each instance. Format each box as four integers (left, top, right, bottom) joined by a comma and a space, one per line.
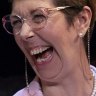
3, 8, 48, 34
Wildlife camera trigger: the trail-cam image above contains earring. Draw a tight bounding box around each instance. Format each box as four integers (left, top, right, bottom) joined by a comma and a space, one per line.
79, 28, 90, 63
25, 57, 30, 92
79, 32, 83, 37
87, 28, 90, 64
86, 27, 93, 80
79, 32, 86, 37
25, 57, 35, 96
79, 28, 92, 80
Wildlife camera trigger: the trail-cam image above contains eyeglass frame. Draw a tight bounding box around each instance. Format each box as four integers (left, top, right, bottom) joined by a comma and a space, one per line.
2, 6, 73, 35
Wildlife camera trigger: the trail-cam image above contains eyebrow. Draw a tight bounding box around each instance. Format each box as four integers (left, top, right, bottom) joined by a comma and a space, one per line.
11, 8, 31, 18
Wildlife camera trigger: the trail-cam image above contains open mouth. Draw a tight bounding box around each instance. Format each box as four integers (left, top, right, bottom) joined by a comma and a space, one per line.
30, 46, 53, 65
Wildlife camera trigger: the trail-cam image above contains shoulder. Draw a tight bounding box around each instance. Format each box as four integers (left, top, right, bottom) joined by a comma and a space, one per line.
90, 65, 96, 76
13, 88, 29, 96
13, 77, 43, 96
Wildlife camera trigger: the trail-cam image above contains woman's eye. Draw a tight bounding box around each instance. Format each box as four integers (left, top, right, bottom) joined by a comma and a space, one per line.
10, 16, 22, 28
32, 14, 46, 24
11, 19, 22, 27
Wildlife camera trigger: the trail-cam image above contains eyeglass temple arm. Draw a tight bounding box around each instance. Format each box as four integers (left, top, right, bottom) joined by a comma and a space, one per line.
49, 6, 71, 11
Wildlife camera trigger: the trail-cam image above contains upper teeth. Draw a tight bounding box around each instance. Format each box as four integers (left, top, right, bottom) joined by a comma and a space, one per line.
30, 47, 49, 55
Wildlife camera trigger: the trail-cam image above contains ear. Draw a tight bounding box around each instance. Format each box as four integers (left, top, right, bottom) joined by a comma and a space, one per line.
74, 6, 92, 37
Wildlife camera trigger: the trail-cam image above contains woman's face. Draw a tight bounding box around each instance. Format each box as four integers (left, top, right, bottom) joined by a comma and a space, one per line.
12, 0, 80, 81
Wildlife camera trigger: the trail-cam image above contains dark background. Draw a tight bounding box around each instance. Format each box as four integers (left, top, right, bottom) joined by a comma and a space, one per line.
0, 0, 96, 96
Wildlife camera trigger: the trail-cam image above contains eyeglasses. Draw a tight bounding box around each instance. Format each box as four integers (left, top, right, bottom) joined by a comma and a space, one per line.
2, 6, 71, 35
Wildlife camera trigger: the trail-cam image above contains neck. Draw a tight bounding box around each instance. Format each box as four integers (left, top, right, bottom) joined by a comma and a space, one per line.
41, 73, 94, 96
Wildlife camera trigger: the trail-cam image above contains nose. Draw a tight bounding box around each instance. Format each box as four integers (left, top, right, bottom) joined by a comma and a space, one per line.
19, 23, 34, 40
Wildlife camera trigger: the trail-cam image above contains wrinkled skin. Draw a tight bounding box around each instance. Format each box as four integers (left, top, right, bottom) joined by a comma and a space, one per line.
12, 0, 93, 96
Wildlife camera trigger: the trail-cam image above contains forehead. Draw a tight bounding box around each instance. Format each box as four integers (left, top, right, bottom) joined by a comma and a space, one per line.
12, 0, 55, 15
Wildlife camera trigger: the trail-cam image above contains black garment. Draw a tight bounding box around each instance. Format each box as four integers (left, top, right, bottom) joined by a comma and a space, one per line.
0, 75, 26, 96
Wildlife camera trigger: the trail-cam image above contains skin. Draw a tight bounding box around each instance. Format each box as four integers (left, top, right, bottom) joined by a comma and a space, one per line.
12, 0, 93, 96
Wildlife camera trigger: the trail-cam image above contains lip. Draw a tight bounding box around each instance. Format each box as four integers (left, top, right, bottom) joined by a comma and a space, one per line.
28, 46, 54, 69
25, 45, 64, 79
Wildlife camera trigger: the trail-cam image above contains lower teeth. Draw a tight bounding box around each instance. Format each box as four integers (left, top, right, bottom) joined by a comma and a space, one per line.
37, 54, 52, 63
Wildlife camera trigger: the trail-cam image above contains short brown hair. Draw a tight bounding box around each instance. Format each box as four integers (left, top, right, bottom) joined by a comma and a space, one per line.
53, 0, 96, 30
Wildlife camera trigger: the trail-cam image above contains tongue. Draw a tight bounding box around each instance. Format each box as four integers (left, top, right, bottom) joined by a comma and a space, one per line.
42, 50, 51, 58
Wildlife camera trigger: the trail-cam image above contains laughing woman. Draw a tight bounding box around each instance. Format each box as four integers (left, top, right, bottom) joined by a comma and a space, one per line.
2, 0, 96, 96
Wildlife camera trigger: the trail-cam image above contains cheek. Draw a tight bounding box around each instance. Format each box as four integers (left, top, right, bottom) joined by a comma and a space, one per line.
37, 15, 69, 45
38, 23, 69, 47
